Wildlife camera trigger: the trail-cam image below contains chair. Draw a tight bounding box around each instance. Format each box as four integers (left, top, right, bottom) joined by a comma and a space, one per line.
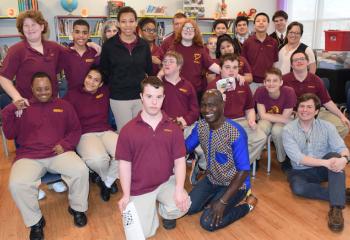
0, 114, 9, 157
251, 134, 272, 178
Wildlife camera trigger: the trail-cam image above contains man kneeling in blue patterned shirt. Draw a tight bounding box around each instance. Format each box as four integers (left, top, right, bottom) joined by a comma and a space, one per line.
185, 89, 257, 232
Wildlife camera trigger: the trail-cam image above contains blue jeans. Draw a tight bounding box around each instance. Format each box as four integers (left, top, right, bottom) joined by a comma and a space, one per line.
287, 152, 346, 207
188, 176, 250, 232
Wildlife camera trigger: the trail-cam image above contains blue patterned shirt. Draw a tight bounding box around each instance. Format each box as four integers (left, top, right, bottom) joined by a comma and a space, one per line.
186, 118, 250, 189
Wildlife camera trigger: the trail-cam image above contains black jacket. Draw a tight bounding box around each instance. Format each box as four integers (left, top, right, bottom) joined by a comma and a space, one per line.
100, 35, 153, 100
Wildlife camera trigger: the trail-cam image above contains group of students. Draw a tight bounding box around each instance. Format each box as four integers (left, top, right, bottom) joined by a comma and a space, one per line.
0, 6, 350, 240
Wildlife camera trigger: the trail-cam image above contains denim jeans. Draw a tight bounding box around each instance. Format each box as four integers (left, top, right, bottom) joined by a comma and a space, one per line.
287, 152, 346, 207
188, 176, 250, 231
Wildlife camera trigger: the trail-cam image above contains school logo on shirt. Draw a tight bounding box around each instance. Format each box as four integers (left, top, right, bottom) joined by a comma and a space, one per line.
53, 108, 64, 113
163, 128, 173, 133
267, 105, 281, 114
237, 90, 246, 94
85, 58, 94, 63
307, 85, 316, 89
96, 93, 104, 99
193, 53, 201, 64
179, 88, 188, 93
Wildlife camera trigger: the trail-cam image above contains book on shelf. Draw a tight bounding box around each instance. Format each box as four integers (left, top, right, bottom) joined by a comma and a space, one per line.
108, 1, 125, 17
0, 44, 9, 67
18, 0, 39, 13
57, 19, 104, 37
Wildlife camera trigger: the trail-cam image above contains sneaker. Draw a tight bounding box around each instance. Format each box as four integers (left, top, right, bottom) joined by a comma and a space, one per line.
328, 206, 344, 232
162, 219, 176, 230
246, 194, 258, 212
50, 181, 67, 193
38, 189, 46, 200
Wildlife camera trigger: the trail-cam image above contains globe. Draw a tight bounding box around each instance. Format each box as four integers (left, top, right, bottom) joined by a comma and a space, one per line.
60, 0, 78, 13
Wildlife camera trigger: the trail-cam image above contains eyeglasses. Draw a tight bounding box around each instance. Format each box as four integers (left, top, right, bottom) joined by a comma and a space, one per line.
142, 28, 157, 34
288, 31, 301, 36
162, 59, 177, 65
292, 57, 306, 62
183, 26, 195, 32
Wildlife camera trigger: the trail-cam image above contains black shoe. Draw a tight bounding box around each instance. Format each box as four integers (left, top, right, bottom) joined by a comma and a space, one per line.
68, 207, 87, 227
328, 206, 344, 232
281, 157, 292, 173
89, 171, 101, 184
162, 219, 176, 230
110, 182, 118, 194
99, 181, 111, 202
30, 217, 45, 240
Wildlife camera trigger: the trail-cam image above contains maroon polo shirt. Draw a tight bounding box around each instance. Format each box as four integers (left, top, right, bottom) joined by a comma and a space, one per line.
171, 43, 214, 93
0, 40, 63, 99
116, 112, 186, 196
151, 44, 163, 74
254, 86, 296, 114
207, 77, 254, 119
59, 45, 99, 91
282, 72, 331, 104
162, 77, 199, 126
1, 98, 81, 161
241, 34, 278, 83
160, 33, 175, 53
64, 85, 112, 134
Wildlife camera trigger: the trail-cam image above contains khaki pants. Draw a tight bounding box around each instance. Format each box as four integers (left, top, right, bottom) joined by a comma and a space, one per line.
184, 124, 206, 169
130, 176, 189, 238
77, 131, 119, 184
9, 151, 89, 227
234, 118, 267, 164
258, 120, 285, 163
110, 99, 142, 133
318, 108, 349, 138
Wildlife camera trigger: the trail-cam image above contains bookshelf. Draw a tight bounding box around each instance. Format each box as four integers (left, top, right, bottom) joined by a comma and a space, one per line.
54, 15, 107, 45
0, 16, 21, 66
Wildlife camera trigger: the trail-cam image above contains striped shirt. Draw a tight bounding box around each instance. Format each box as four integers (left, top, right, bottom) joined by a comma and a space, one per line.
282, 118, 347, 170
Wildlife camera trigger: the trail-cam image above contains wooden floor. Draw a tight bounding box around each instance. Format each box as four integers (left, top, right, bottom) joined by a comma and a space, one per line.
1, 138, 350, 240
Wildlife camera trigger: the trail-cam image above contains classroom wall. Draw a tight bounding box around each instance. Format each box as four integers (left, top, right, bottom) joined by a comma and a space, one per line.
1, 0, 277, 40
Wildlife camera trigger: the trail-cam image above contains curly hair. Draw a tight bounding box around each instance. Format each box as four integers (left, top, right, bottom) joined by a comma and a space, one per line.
174, 19, 203, 47
16, 10, 48, 36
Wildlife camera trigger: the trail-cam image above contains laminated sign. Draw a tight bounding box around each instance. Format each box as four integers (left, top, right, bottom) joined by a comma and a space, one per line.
122, 202, 145, 240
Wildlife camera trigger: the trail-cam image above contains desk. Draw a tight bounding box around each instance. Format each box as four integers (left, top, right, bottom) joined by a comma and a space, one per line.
316, 68, 350, 103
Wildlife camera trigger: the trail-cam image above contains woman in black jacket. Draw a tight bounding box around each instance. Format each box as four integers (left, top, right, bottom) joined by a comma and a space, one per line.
100, 6, 153, 132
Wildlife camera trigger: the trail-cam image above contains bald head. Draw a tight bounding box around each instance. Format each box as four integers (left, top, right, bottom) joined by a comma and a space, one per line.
202, 89, 224, 104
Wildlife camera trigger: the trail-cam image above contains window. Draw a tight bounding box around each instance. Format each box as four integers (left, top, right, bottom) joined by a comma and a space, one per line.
286, 0, 350, 49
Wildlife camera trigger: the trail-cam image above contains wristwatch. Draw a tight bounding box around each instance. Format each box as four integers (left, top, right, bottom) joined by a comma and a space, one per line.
342, 156, 350, 164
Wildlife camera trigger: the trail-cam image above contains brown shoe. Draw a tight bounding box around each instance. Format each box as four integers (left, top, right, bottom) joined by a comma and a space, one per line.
346, 188, 350, 204
245, 194, 258, 211
328, 207, 344, 232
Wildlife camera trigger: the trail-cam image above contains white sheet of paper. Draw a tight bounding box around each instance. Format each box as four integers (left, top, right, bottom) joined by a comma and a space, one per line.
122, 202, 145, 240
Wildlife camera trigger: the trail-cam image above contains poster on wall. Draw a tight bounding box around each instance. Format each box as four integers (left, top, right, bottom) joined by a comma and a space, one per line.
183, 0, 205, 18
